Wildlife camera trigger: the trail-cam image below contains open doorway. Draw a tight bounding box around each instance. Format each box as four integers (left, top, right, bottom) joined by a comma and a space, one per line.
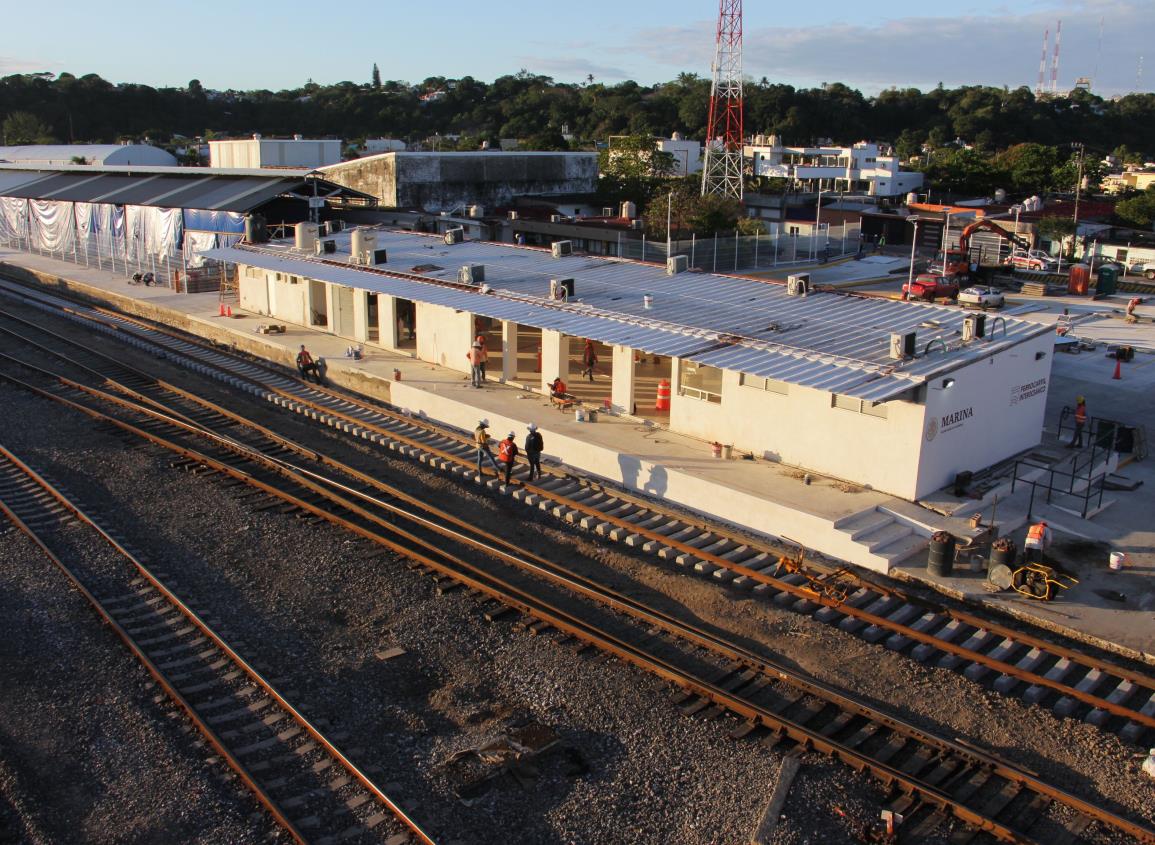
565, 337, 612, 407
395, 298, 416, 351
367, 294, 379, 343
631, 353, 671, 424
517, 325, 542, 383
309, 280, 328, 328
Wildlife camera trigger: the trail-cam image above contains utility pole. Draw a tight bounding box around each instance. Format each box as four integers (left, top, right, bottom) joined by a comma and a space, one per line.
700, 0, 744, 199
1072, 143, 1084, 260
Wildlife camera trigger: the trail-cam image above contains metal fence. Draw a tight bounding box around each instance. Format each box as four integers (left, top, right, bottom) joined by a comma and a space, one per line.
0, 229, 184, 290
616, 223, 862, 273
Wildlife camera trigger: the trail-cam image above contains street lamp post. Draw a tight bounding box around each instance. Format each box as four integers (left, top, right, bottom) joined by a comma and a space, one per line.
813, 187, 826, 261
906, 218, 920, 299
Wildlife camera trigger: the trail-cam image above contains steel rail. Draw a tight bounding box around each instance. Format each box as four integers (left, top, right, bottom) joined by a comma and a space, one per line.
0, 452, 308, 844
3, 369, 1151, 843
4, 288, 1155, 731
0, 442, 439, 845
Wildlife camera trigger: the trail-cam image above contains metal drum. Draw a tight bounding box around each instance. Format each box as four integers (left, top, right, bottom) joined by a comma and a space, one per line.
928, 531, 957, 577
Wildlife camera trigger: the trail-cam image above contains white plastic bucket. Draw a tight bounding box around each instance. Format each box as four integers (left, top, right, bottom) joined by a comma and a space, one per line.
643, 294, 653, 309
575, 408, 587, 422
1109, 551, 1127, 570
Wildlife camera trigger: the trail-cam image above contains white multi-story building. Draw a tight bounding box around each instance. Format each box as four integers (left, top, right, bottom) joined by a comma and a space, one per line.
744, 136, 924, 197
608, 135, 702, 177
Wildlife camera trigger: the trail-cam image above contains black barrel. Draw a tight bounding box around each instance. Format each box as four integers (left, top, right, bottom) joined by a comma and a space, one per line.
928, 531, 957, 577
988, 537, 1017, 574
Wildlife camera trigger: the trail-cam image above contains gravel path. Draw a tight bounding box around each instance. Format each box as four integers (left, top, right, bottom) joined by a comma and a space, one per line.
1, 297, 1153, 844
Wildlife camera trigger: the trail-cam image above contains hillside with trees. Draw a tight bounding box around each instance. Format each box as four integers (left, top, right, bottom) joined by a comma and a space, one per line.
2, 70, 1153, 162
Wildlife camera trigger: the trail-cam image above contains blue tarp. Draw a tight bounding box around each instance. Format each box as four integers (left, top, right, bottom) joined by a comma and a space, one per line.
183, 208, 246, 234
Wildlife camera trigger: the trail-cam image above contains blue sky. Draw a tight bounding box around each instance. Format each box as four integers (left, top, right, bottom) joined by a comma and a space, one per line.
1, 0, 1147, 96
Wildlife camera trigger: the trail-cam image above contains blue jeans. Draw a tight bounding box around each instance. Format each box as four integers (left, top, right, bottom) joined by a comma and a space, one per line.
476, 446, 500, 475
471, 364, 484, 386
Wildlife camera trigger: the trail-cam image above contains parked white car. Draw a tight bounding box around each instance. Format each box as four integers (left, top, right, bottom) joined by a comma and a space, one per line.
958, 285, 1006, 309
1004, 249, 1055, 270
1134, 262, 1155, 280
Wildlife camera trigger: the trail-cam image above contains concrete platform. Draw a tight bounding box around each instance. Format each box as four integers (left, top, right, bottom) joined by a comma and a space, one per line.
2, 246, 1152, 662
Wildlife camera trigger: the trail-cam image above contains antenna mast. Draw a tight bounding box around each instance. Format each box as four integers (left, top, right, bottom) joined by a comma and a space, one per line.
701, 0, 744, 199
1050, 19, 1062, 94
1036, 28, 1049, 96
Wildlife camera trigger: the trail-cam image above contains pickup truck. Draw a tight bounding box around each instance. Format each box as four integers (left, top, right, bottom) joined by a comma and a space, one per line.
903, 273, 961, 302
1135, 262, 1155, 281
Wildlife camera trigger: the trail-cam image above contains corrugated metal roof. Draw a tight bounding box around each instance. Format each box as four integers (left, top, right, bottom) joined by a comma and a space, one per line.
205, 229, 1051, 402
0, 167, 375, 212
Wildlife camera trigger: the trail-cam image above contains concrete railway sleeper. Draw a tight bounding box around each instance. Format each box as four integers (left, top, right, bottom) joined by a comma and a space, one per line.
0, 372, 1150, 844
2, 282, 1155, 748
0, 445, 437, 845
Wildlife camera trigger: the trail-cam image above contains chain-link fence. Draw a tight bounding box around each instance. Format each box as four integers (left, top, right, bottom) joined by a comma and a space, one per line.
616, 223, 862, 273
0, 229, 185, 289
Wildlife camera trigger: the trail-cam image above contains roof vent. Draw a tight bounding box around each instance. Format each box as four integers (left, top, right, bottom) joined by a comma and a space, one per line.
459, 264, 485, 284
551, 240, 573, 258
786, 273, 810, 296
444, 227, 464, 245
667, 255, 688, 276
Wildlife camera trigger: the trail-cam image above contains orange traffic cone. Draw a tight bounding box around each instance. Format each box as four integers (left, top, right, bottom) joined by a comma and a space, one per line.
226, 305, 233, 318
218, 302, 225, 316
1113, 357, 1122, 380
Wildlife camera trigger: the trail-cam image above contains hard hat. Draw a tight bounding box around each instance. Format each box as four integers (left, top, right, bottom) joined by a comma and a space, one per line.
478, 419, 489, 427
527, 423, 538, 431
472, 341, 481, 348
507, 431, 515, 438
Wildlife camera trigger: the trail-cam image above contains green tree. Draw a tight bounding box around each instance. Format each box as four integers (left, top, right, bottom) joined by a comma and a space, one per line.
2, 110, 54, 144
371, 64, 381, 90
598, 135, 675, 207
1115, 188, 1155, 229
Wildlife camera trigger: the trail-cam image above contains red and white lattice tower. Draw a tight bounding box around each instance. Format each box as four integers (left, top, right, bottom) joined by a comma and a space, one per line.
1050, 19, 1062, 94
700, 0, 744, 199
1036, 28, 1049, 96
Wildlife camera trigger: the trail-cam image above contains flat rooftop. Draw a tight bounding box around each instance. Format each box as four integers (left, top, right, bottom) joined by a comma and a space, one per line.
206, 228, 1052, 402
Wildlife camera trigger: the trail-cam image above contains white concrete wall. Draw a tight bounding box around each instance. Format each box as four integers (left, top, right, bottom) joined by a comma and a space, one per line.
209, 139, 341, 169
240, 270, 308, 326
415, 302, 473, 372
914, 333, 1053, 496
670, 366, 926, 499
388, 381, 897, 573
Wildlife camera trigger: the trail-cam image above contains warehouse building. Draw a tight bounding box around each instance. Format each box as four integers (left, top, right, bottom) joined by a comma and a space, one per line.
207, 226, 1054, 502
320, 151, 599, 213
0, 144, 178, 167
209, 135, 343, 169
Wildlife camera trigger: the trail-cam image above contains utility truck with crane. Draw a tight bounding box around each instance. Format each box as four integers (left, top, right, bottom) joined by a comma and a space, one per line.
935, 217, 1034, 281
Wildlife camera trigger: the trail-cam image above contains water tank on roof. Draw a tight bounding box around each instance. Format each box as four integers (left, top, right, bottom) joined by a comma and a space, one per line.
469, 205, 484, 218
994, 188, 1007, 203
671, 131, 683, 141
351, 228, 378, 264
906, 192, 919, 206
295, 222, 319, 252
620, 201, 636, 219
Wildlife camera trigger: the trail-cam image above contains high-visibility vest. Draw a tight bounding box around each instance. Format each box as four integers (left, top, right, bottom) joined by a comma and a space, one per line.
498, 439, 514, 462
474, 428, 489, 447
553, 379, 567, 394
1074, 404, 1087, 424
1026, 523, 1047, 545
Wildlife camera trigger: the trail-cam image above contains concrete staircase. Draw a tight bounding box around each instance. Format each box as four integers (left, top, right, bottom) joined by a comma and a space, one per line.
833, 507, 927, 569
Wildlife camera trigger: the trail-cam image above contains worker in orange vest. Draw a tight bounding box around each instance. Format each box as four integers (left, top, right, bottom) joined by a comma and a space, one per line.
1024, 520, 1052, 565
1067, 396, 1087, 448
549, 376, 568, 407
497, 431, 519, 485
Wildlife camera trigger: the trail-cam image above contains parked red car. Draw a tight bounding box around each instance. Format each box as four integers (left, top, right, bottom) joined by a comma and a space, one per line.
903, 273, 961, 301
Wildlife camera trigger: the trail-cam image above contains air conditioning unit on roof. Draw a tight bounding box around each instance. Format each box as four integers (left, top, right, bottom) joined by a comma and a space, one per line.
459, 264, 485, 284
444, 227, 465, 245
667, 255, 688, 276
551, 240, 573, 258
786, 273, 810, 296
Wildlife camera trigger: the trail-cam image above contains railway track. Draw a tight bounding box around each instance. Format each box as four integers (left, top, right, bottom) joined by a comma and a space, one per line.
0, 444, 437, 845
1, 278, 1153, 752
0, 334, 1152, 842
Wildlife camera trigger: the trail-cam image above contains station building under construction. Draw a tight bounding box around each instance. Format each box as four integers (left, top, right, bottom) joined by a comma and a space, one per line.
207, 224, 1055, 502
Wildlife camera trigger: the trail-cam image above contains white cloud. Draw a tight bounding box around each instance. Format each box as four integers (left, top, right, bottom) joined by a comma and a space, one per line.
625, 2, 1150, 96
514, 55, 633, 82
0, 56, 60, 75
